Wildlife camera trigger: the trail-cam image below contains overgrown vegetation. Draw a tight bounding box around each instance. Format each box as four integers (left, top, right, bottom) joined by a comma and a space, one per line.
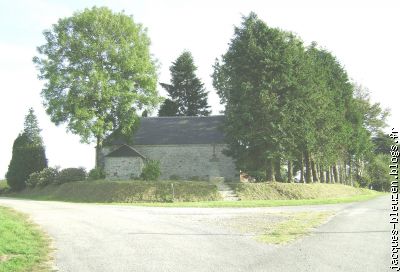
259, 211, 334, 244
140, 160, 161, 181
5, 180, 221, 203
0, 206, 51, 271
88, 168, 105, 180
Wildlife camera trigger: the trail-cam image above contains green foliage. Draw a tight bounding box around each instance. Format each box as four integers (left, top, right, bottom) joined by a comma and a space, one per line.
27, 167, 59, 188
360, 154, 391, 191
140, 160, 161, 181
159, 51, 210, 116
212, 12, 389, 184
88, 167, 106, 180
26, 172, 40, 188
33, 6, 161, 167
23, 108, 42, 145
57, 168, 87, 184
6, 133, 47, 191
158, 99, 179, 116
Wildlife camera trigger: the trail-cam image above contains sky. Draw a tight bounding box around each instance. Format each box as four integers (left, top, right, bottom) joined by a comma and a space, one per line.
0, 0, 399, 178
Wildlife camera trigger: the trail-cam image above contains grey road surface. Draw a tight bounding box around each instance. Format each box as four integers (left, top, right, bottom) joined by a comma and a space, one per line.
0, 196, 390, 272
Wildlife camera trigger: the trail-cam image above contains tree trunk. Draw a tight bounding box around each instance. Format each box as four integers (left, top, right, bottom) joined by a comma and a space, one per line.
349, 159, 353, 186
333, 164, 339, 184
95, 136, 104, 170
274, 157, 283, 182
266, 159, 275, 182
319, 165, 325, 183
311, 159, 319, 183
300, 156, 304, 183
304, 151, 312, 183
326, 166, 331, 183
287, 160, 293, 183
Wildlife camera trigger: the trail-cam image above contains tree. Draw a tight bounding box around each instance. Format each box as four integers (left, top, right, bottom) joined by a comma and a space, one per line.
24, 108, 42, 144
6, 109, 47, 190
159, 51, 210, 116
33, 7, 161, 168
158, 99, 179, 116
212, 12, 305, 181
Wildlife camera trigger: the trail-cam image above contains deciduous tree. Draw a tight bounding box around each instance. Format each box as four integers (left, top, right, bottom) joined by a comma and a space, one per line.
33, 7, 161, 167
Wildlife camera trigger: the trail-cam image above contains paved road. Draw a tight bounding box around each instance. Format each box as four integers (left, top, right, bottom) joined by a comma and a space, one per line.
0, 196, 390, 272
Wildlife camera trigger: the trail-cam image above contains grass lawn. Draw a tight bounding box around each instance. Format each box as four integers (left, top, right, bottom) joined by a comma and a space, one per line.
259, 211, 334, 244
0, 206, 52, 272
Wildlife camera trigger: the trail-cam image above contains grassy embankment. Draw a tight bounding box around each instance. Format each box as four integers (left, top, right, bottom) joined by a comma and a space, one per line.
1, 179, 383, 207
0, 206, 51, 272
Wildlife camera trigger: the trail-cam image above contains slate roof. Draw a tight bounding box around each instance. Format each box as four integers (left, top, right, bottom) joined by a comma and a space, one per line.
108, 115, 226, 145
105, 144, 146, 158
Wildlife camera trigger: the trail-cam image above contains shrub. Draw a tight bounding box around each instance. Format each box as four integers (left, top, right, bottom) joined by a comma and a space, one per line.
140, 160, 161, 181
26, 172, 41, 188
57, 167, 87, 184
37, 167, 59, 187
88, 168, 105, 180
26, 167, 59, 188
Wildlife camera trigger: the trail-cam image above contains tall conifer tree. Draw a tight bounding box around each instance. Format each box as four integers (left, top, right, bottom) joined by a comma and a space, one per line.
159, 51, 211, 116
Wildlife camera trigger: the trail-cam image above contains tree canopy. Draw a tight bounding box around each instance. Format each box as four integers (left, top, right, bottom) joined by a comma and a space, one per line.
213, 12, 389, 187
33, 6, 161, 167
159, 51, 210, 116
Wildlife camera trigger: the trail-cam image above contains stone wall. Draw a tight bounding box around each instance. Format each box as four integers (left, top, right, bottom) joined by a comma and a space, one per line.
104, 157, 144, 180
102, 144, 238, 181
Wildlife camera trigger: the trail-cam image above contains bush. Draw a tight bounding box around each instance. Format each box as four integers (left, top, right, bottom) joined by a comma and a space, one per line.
140, 160, 161, 181
26, 172, 41, 188
26, 167, 59, 188
57, 167, 86, 184
38, 167, 59, 187
88, 168, 105, 180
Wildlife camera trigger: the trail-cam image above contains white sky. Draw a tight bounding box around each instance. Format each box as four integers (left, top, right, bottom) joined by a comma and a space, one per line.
0, 0, 399, 178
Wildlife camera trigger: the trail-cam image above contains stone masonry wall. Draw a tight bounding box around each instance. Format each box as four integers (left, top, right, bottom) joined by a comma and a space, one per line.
102, 144, 237, 181
104, 157, 144, 180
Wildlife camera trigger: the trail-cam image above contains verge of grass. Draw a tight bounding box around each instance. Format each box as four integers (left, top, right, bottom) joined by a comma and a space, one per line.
259, 211, 334, 244
4, 180, 221, 203
231, 182, 376, 200
3, 180, 384, 208
0, 206, 52, 272
106, 191, 383, 207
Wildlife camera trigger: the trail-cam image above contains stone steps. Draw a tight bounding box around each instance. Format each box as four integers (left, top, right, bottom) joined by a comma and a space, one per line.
216, 182, 240, 201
